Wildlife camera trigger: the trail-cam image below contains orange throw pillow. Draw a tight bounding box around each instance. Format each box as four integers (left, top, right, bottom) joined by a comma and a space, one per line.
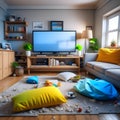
96, 48, 120, 65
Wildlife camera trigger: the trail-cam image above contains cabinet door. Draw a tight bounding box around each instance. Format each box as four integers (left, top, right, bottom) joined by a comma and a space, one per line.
8, 51, 15, 75
2, 51, 9, 78
0, 51, 2, 80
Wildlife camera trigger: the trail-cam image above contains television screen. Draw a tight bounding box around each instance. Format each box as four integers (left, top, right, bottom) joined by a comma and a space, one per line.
32, 30, 76, 54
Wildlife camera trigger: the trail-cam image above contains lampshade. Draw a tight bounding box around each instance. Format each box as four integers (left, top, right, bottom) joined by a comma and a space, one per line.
81, 30, 93, 39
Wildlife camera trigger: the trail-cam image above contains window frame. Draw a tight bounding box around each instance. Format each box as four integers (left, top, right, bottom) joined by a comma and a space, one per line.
105, 11, 120, 47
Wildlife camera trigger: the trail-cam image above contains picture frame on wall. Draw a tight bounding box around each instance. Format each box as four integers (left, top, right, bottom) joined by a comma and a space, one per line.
86, 26, 93, 30
50, 21, 63, 31
33, 21, 44, 30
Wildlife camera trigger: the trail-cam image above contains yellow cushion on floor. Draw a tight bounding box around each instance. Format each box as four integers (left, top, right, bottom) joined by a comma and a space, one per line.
12, 86, 67, 112
96, 48, 120, 65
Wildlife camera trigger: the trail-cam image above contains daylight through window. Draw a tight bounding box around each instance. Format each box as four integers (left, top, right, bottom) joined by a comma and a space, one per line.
106, 12, 120, 47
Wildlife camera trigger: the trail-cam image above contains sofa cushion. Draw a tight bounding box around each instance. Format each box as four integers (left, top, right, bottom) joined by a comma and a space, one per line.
105, 69, 120, 81
87, 62, 120, 74
96, 48, 120, 65
86, 61, 106, 68
94, 62, 120, 74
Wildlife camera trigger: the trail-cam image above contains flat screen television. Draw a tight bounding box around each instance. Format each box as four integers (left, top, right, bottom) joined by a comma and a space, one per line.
32, 30, 76, 54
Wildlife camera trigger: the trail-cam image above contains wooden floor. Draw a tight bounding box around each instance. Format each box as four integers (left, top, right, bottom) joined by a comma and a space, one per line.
0, 72, 120, 120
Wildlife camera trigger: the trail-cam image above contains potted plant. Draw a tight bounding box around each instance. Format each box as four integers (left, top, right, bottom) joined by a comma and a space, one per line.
89, 38, 99, 52
75, 44, 83, 56
23, 42, 32, 56
12, 61, 19, 70
111, 40, 117, 47
12, 61, 24, 76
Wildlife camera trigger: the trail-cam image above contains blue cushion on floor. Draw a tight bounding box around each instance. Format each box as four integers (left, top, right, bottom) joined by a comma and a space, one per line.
26, 76, 39, 84
74, 78, 118, 100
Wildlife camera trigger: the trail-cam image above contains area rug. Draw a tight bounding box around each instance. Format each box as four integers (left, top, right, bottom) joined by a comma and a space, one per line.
0, 76, 120, 116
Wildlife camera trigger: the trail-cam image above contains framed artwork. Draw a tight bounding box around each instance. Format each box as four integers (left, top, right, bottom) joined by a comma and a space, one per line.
50, 21, 63, 31
86, 26, 93, 30
33, 21, 44, 30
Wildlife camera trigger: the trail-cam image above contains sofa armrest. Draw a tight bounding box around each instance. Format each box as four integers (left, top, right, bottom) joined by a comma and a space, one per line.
83, 53, 98, 66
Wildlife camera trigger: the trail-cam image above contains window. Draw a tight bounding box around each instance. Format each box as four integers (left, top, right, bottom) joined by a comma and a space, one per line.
106, 12, 120, 47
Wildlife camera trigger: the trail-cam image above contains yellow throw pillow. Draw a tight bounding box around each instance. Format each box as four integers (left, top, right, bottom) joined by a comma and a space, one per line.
12, 86, 67, 112
96, 48, 120, 65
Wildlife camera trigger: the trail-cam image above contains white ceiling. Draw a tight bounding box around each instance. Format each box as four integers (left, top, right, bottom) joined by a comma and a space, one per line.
4, 0, 100, 9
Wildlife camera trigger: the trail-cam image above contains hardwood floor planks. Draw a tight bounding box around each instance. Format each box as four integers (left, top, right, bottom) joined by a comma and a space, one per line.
75, 115, 99, 120
99, 114, 120, 120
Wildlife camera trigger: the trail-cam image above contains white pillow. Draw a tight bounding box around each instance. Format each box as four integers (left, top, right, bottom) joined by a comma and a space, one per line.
57, 72, 76, 81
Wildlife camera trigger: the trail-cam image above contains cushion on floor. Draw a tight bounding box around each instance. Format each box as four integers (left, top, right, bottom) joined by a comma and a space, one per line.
57, 72, 76, 81
12, 86, 67, 112
26, 76, 39, 84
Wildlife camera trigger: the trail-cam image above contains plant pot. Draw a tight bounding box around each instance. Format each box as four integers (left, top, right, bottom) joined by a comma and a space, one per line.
15, 66, 24, 76
111, 44, 117, 47
77, 51, 81, 56
26, 51, 31, 56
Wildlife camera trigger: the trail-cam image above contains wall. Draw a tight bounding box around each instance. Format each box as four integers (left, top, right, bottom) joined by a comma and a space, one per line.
7, 9, 95, 53
0, 8, 5, 43
0, 0, 7, 45
95, 0, 120, 47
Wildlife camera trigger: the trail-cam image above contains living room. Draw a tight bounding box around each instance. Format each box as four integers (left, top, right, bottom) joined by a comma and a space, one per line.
0, 0, 120, 120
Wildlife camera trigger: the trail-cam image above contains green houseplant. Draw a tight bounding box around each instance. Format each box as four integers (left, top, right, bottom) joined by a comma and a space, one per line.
12, 61, 24, 76
111, 40, 117, 47
89, 38, 99, 52
12, 61, 19, 69
75, 44, 83, 56
23, 42, 32, 56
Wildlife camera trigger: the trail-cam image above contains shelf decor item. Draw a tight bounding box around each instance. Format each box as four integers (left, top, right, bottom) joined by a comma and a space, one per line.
2, 42, 12, 50
75, 44, 83, 56
9, 15, 16, 22
4, 21, 27, 41
23, 42, 32, 56
50, 21, 63, 31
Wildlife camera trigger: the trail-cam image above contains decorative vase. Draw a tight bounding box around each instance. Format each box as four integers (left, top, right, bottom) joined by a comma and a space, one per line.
26, 51, 31, 56
77, 51, 81, 56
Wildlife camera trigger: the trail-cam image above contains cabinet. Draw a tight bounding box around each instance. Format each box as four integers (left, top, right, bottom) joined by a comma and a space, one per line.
4, 21, 28, 40
2, 51, 9, 78
8, 51, 15, 74
27, 55, 80, 74
0, 50, 15, 80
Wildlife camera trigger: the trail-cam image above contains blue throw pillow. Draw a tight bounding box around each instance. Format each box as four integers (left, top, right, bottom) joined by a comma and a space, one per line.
26, 76, 39, 84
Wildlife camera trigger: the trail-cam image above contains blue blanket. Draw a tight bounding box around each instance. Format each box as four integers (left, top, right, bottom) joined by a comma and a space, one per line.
74, 78, 118, 100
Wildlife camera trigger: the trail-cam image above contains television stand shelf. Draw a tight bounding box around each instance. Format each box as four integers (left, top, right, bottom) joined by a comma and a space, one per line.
27, 55, 80, 74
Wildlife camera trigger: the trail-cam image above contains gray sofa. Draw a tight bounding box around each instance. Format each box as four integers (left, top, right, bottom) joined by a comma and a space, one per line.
84, 53, 120, 89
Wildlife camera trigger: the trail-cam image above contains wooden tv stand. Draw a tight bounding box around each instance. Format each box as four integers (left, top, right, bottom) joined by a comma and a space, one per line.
27, 55, 80, 74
